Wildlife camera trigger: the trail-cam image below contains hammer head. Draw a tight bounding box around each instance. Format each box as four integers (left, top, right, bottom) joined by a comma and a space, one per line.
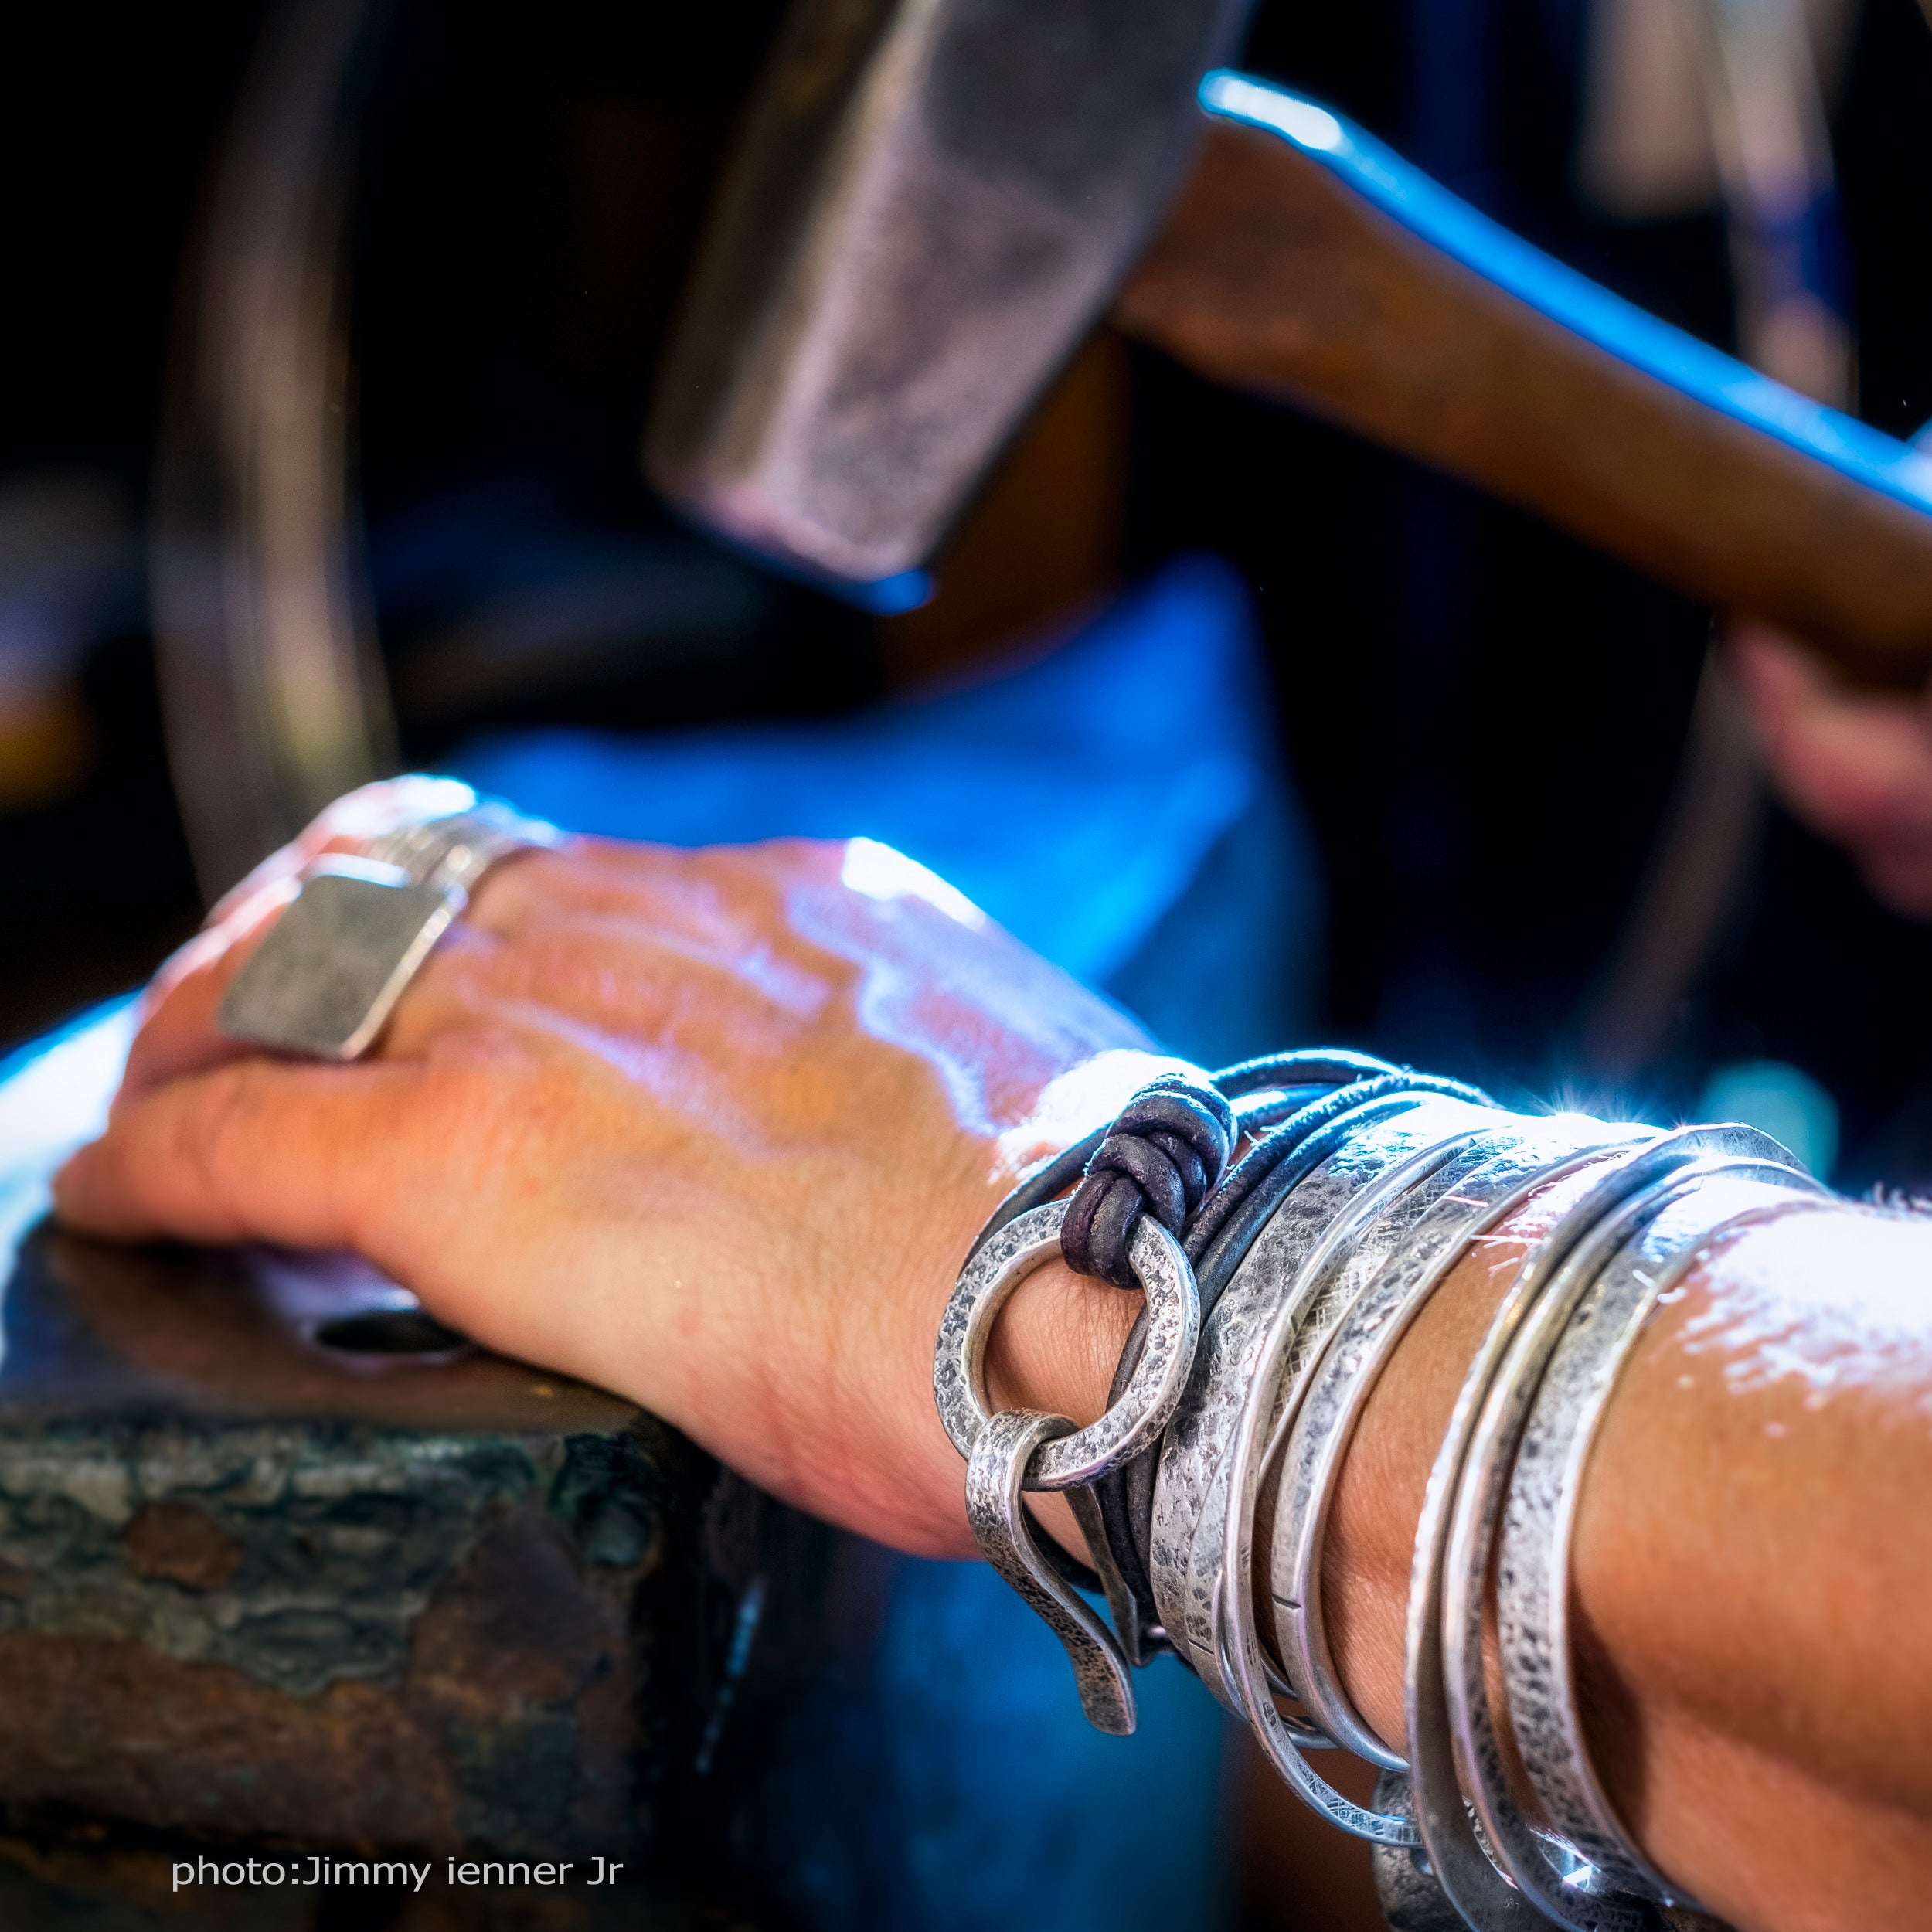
645, 0, 1251, 604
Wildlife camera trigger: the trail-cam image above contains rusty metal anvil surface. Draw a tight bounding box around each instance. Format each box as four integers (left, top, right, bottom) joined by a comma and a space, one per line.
0, 1011, 811, 1930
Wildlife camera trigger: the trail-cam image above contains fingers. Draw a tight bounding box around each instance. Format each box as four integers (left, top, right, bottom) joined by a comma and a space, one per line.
1733, 631, 1932, 837
63, 965, 700, 1264
56, 1056, 430, 1250
114, 833, 856, 1160
123, 841, 692, 1098
1731, 629, 1932, 917
124, 838, 844, 1111
117, 880, 301, 1102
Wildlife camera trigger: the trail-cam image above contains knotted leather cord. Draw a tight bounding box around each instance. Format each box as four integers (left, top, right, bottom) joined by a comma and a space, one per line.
1091, 1064, 1495, 1658
1061, 1077, 1238, 1286
970, 1053, 1495, 1643
967, 1051, 1411, 1264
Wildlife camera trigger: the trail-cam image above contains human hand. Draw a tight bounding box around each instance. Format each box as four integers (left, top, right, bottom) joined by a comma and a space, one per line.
49, 798, 1932, 1932
54, 787, 1169, 1556
1731, 623, 1932, 917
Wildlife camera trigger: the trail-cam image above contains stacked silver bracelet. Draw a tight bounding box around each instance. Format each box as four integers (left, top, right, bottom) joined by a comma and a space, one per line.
935, 1063, 1830, 1931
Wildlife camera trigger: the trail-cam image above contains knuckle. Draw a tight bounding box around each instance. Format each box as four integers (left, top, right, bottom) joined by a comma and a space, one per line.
467, 845, 575, 929
745, 835, 845, 886
416, 1026, 531, 1116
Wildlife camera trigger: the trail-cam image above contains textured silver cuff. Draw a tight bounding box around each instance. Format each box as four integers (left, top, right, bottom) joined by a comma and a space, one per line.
1152, 1094, 1488, 1709
1268, 1117, 1646, 1770
1215, 1098, 1502, 1844
936, 1049, 1819, 1920
1404, 1128, 1688, 1932
1498, 1172, 1828, 1905
1435, 1129, 1801, 1931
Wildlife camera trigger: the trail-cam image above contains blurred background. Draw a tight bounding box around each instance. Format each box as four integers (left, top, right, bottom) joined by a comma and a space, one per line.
3, 0, 1931, 1923
12, 0, 1932, 1173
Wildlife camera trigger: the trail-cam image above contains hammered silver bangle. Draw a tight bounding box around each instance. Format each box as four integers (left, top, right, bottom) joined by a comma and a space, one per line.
932, 1064, 1822, 1926
1437, 1131, 1802, 1931
1497, 1173, 1829, 1904
1246, 1119, 1563, 1769
1441, 1158, 1733, 1932
1152, 1097, 1491, 1686
1267, 1117, 1648, 1769
1178, 1094, 1500, 1842
1403, 1128, 1764, 1932
1151, 1092, 1485, 1710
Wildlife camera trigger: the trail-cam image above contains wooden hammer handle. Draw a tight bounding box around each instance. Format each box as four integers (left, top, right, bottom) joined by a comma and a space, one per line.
1116, 83, 1932, 688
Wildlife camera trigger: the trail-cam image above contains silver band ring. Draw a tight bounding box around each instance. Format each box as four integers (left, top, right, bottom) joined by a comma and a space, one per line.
217, 781, 563, 1061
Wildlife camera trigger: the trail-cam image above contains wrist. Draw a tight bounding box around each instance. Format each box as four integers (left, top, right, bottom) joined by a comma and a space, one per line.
911, 1047, 1206, 1556
979, 1256, 1140, 1426
801, 1051, 1185, 1563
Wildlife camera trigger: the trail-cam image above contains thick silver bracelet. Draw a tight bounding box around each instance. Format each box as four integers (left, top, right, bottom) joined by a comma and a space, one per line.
1436, 1132, 1800, 1930
1151, 1092, 1474, 1710
1267, 1117, 1645, 1768
1209, 1097, 1501, 1844
1236, 1113, 1519, 1738
1399, 1125, 1808, 1932
1497, 1174, 1828, 1903
1444, 1165, 1722, 1932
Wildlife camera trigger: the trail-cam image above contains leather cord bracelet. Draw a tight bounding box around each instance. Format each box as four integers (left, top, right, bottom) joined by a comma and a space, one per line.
963, 1050, 1493, 1655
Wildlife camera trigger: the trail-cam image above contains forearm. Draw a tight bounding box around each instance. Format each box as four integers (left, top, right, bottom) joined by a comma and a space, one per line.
992, 1168, 1932, 1932
1565, 1206, 1932, 1927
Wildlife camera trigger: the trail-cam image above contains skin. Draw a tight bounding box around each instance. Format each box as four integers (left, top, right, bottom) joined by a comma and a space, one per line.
1730, 623, 1932, 917
53, 785, 1932, 1932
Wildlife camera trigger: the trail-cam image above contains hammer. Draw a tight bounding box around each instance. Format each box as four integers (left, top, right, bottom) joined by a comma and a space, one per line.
646, 0, 1932, 688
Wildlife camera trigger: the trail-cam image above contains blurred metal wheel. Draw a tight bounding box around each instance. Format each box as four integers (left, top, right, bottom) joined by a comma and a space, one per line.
151, 0, 396, 902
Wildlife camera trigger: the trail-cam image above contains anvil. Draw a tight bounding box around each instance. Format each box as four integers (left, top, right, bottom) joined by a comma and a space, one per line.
0, 1008, 821, 1930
